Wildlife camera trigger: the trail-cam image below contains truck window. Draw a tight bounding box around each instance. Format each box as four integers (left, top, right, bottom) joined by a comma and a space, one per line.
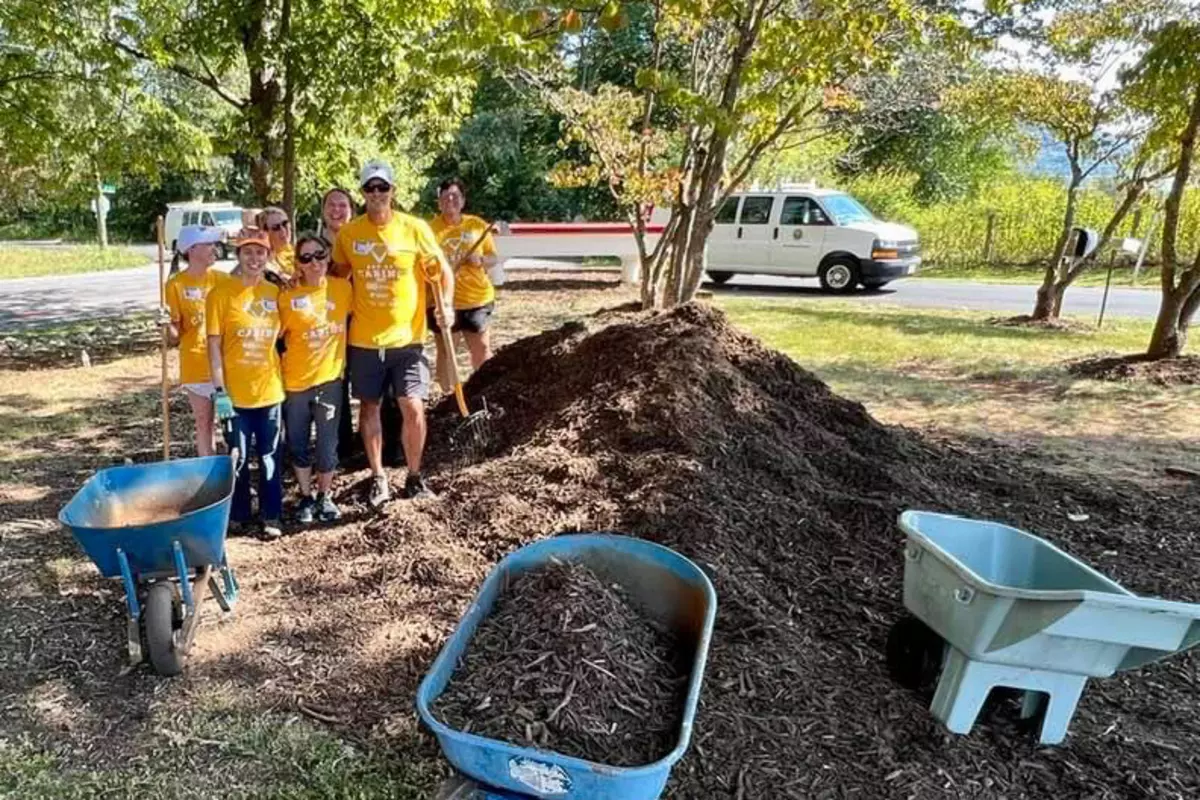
781, 197, 829, 226
738, 196, 773, 225
715, 197, 739, 224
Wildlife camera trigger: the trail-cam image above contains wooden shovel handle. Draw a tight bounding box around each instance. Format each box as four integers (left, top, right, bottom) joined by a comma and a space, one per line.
156, 216, 171, 461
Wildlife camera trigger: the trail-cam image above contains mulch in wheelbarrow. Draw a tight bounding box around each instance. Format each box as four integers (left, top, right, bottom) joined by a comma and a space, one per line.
433, 558, 687, 766
331, 301, 1200, 798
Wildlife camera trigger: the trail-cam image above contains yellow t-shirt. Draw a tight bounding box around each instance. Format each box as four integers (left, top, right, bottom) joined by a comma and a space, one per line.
332, 212, 448, 349
205, 279, 284, 409
273, 243, 295, 276
430, 213, 497, 310
278, 277, 353, 393
165, 269, 228, 384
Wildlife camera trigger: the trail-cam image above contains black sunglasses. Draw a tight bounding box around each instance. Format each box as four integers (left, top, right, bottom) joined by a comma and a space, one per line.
363, 182, 391, 194
266, 221, 289, 232
298, 250, 328, 264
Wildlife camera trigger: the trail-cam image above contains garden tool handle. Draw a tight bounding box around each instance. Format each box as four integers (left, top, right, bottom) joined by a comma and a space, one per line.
429, 279, 470, 418
156, 215, 171, 461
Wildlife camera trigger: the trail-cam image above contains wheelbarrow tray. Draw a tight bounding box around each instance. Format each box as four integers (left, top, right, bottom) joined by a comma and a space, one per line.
900, 510, 1200, 676
59, 456, 235, 578
416, 533, 717, 800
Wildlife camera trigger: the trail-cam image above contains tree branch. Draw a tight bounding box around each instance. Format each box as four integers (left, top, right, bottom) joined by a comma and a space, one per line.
110, 39, 248, 109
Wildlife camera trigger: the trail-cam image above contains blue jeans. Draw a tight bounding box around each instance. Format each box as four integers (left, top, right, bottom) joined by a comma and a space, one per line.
224, 404, 283, 523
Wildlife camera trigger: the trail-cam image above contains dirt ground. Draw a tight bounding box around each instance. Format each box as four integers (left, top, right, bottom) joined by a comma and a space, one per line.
4, 273, 1200, 799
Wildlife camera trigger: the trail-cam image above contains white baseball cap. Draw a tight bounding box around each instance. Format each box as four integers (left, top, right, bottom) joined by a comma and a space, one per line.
359, 159, 395, 188
177, 225, 222, 254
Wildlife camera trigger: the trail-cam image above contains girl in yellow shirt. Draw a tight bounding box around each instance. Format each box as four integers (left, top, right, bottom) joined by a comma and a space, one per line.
279, 233, 353, 524
206, 228, 286, 539
163, 225, 227, 456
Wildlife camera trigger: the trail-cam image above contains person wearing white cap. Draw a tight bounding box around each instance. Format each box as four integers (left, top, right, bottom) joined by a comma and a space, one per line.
331, 158, 454, 506
162, 225, 229, 456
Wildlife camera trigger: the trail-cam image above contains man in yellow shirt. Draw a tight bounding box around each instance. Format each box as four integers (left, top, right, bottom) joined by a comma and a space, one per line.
332, 159, 454, 505
428, 177, 499, 385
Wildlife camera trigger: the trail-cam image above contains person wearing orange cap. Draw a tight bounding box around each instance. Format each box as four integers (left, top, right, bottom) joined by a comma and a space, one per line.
162, 225, 228, 456
206, 228, 285, 539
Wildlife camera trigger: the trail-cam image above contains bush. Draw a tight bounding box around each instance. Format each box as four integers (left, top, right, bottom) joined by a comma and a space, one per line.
844, 171, 1197, 270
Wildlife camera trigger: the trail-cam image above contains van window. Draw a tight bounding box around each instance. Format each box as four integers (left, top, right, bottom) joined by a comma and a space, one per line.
184, 211, 198, 225
715, 197, 739, 224
201, 212, 215, 226
781, 197, 830, 226
738, 196, 773, 225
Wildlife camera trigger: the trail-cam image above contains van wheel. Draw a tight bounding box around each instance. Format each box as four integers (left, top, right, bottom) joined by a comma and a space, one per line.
819, 258, 859, 293
707, 271, 734, 285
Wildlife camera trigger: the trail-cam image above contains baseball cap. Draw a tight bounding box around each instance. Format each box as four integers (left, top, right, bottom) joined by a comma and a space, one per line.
177, 225, 222, 254
359, 159, 395, 188
233, 227, 271, 251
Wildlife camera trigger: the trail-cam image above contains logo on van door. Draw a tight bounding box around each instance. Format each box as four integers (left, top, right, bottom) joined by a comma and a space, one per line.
793, 229, 804, 240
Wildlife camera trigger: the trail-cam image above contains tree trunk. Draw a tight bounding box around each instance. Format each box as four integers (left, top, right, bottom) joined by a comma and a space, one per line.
280, 0, 296, 222
1147, 289, 1188, 359
93, 171, 108, 249
1031, 176, 1080, 320
242, 2, 280, 205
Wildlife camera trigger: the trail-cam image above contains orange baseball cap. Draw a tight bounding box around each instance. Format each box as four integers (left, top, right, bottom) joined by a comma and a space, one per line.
234, 227, 271, 251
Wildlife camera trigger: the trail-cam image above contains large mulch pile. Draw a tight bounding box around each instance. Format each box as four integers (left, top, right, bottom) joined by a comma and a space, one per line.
385, 302, 1200, 798
1068, 353, 1200, 386
433, 559, 686, 766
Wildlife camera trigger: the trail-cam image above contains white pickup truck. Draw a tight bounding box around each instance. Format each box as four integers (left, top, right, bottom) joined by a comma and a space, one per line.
495, 185, 920, 292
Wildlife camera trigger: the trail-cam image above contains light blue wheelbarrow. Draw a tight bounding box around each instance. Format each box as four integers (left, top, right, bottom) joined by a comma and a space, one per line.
886, 510, 1200, 744
59, 456, 239, 676
418, 533, 717, 800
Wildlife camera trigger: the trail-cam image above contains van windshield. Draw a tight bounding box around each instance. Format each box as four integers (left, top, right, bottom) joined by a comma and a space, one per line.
212, 210, 241, 224
822, 194, 874, 224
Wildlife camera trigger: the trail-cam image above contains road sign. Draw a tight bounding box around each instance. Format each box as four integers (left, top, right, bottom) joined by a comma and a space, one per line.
90, 195, 111, 216
101, 183, 116, 194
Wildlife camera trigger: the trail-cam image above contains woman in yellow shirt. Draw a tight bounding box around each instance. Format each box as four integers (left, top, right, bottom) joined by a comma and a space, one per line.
163, 225, 226, 456
206, 228, 286, 539
428, 178, 499, 379
278, 233, 353, 524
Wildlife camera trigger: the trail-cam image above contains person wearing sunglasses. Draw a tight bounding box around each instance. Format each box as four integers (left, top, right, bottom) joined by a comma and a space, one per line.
258, 206, 296, 279
278, 233, 353, 524
206, 228, 286, 539
429, 177, 499, 387
331, 159, 454, 506
163, 225, 229, 456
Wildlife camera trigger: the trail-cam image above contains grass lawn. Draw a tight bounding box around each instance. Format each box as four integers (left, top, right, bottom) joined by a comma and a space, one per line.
719, 297, 1200, 481
0, 245, 147, 279
918, 261, 1161, 288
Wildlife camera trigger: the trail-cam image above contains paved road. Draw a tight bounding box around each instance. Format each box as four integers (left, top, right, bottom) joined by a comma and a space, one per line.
0, 261, 1164, 331
711, 274, 1163, 320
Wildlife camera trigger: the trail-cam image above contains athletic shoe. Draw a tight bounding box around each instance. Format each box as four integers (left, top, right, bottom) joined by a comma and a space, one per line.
295, 495, 316, 524
403, 473, 434, 499
369, 474, 391, 508
316, 493, 341, 522
261, 519, 283, 540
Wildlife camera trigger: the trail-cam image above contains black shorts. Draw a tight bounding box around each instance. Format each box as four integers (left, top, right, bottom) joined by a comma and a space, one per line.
427, 302, 494, 334
348, 344, 430, 401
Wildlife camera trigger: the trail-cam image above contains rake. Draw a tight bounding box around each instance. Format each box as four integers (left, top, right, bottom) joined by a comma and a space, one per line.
428, 223, 501, 456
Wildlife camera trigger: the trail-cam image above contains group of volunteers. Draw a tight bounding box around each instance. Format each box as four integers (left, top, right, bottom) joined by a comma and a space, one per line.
163, 160, 499, 539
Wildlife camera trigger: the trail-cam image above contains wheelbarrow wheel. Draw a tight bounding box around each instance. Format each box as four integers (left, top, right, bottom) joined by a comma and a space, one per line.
886, 615, 944, 694
144, 582, 184, 677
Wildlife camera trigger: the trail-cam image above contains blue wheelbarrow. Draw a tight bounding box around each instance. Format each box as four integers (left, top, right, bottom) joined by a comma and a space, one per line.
886, 510, 1200, 744
59, 455, 239, 676
418, 533, 717, 800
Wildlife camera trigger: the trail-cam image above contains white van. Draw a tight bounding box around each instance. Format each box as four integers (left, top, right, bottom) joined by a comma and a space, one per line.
698, 185, 920, 291
164, 201, 245, 259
